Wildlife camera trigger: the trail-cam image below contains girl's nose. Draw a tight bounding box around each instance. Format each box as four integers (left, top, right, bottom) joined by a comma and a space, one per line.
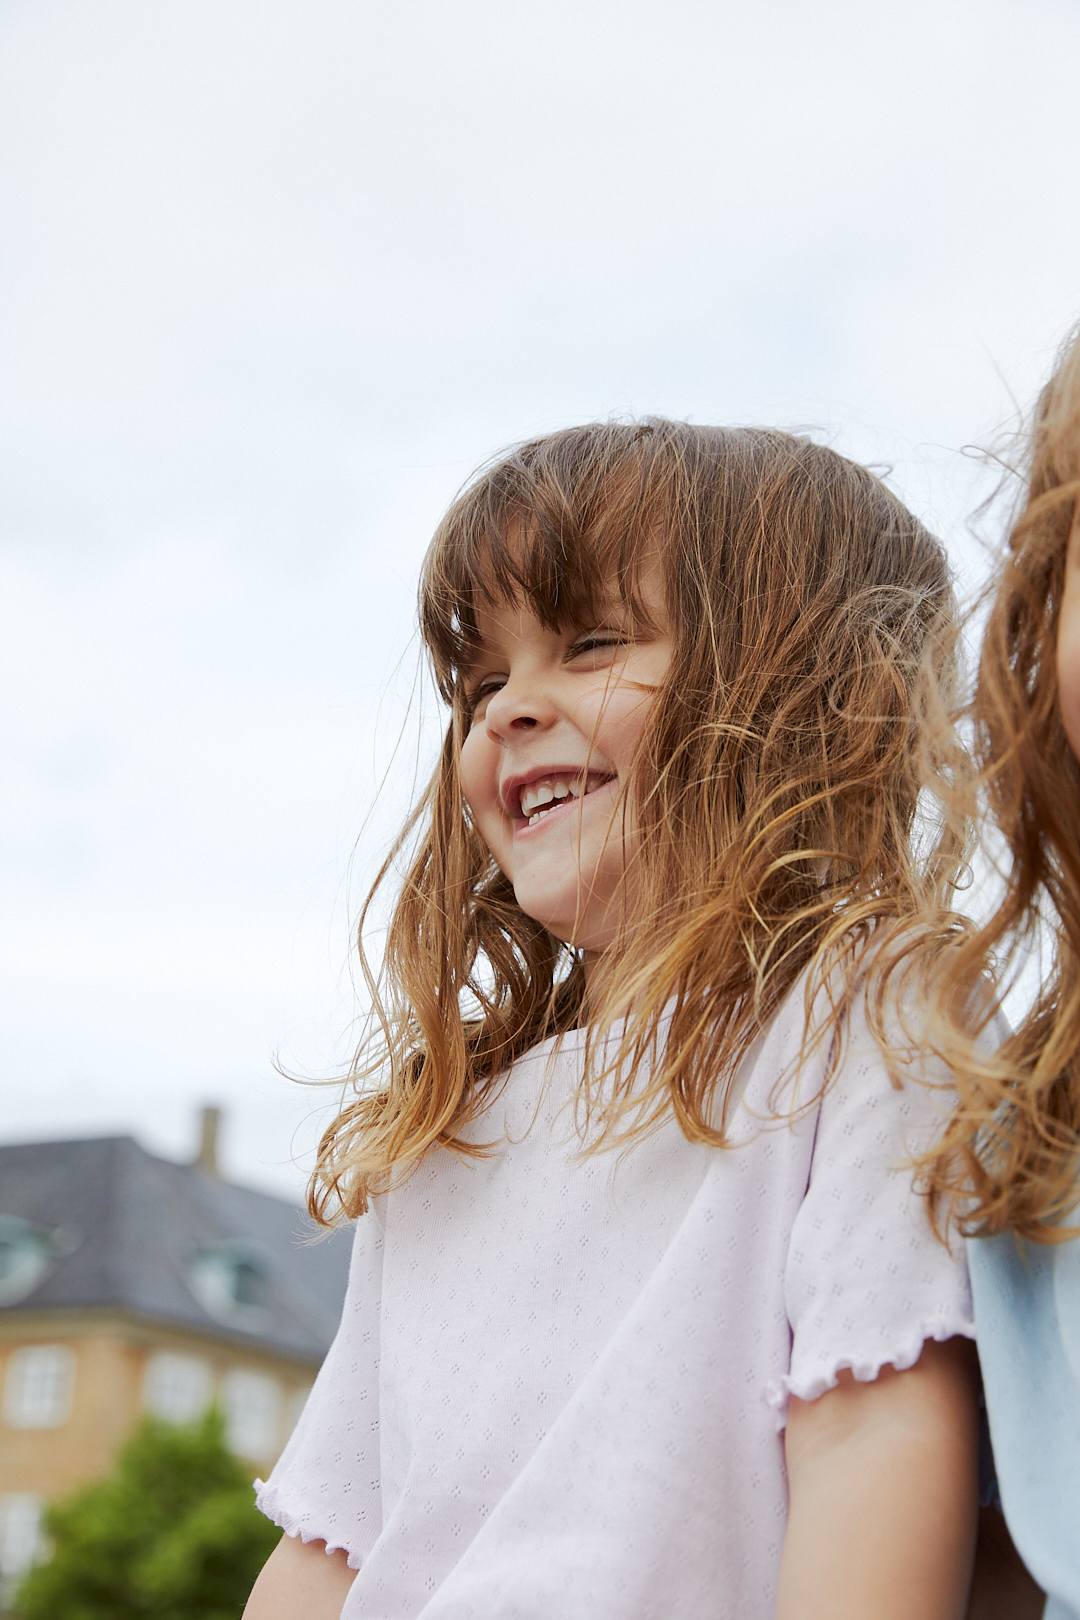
483, 675, 558, 741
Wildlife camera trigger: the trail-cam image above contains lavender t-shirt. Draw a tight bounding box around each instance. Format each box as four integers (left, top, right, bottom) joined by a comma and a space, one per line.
256, 983, 973, 1618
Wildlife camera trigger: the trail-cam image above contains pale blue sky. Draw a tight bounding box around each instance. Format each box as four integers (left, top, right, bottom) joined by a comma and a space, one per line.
2, 0, 1078, 1198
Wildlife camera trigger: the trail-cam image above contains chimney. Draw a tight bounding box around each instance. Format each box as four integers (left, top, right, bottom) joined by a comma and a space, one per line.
196, 1105, 223, 1177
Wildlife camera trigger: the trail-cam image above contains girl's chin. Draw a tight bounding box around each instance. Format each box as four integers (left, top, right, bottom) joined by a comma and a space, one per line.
511, 891, 617, 954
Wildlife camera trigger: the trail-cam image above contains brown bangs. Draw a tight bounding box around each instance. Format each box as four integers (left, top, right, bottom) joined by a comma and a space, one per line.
418, 422, 674, 702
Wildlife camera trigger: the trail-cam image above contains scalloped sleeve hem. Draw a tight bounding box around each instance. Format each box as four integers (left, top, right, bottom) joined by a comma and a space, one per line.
763, 1317, 976, 1432
252, 1476, 365, 1571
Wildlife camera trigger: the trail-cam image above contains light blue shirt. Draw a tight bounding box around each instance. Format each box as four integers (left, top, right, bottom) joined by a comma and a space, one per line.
968, 1217, 1080, 1620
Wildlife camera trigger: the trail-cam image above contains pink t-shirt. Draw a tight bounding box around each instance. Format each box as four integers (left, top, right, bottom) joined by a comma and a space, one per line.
255, 979, 973, 1618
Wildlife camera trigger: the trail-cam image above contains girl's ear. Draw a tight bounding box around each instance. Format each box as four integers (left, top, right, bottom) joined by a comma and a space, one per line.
1056, 512, 1080, 763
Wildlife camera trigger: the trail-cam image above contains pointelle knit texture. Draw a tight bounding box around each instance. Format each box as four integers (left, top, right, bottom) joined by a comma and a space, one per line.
255, 973, 973, 1618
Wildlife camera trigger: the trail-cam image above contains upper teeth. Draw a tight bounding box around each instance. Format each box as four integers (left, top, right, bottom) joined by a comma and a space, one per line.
518, 773, 609, 819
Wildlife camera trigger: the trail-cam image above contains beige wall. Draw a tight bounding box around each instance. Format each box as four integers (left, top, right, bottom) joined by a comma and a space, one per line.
0, 1311, 316, 1504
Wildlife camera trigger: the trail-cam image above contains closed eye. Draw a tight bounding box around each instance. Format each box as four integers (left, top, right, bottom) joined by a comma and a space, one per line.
468, 677, 504, 710
568, 632, 629, 659
463, 632, 631, 717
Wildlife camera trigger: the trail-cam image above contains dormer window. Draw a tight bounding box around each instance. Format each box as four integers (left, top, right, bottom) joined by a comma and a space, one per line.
187, 1243, 268, 1323
229, 1256, 262, 1308
0, 1217, 55, 1306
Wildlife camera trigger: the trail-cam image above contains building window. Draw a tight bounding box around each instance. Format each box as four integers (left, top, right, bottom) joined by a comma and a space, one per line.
188, 1245, 268, 1323
143, 1352, 213, 1425
0, 1217, 53, 1306
222, 1369, 280, 1460
0, 1494, 44, 1600
230, 1257, 262, 1307
3, 1345, 75, 1429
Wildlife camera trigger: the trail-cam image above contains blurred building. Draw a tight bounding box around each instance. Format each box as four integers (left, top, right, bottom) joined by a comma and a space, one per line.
0, 1110, 350, 1601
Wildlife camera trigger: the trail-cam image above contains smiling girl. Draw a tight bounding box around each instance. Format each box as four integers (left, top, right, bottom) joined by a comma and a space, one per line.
245, 421, 981, 1619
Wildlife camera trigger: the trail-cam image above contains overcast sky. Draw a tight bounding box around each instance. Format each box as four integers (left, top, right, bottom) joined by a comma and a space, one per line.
3, 0, 1079, 1203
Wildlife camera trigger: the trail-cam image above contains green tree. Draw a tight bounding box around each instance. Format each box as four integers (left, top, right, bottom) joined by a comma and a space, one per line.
12, 1407, 279, 1620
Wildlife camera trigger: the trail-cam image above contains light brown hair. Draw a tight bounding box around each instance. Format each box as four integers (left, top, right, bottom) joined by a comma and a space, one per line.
310, 420, 965, 1224
920, 328, 1080, 1242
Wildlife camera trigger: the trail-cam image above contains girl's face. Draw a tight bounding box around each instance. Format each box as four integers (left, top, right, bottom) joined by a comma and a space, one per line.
1057, 520, 1080, 762
459, 573, 673, 953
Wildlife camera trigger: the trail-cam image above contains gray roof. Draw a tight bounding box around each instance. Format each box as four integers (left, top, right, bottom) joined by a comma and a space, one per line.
0, 1135, 352, 1365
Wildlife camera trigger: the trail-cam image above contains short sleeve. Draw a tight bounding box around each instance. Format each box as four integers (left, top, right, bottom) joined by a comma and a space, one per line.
765, 990, 974, 1430
254, 1207, 384, 1569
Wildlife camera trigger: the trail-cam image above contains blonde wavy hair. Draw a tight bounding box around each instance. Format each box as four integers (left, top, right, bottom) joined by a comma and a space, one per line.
920, 327, 1080, 1243
310, 420, 967, 1225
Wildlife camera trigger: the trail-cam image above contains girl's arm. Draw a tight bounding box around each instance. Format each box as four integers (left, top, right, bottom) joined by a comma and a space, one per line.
243, 1532, 357, 1620
775, 1338, 979, 1620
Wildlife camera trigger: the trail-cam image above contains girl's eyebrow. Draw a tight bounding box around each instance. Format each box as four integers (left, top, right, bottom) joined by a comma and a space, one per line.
457, 626, 510, 679
457, 643, 491, 680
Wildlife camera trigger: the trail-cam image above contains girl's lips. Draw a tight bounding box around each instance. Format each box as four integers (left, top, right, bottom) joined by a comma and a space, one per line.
511, 775, 617, 837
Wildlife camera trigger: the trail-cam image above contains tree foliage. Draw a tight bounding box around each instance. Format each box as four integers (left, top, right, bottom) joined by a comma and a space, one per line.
13, 1407, 278, 1620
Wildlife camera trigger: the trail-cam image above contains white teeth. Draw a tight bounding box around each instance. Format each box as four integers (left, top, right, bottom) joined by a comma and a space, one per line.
518, 771, 611, 820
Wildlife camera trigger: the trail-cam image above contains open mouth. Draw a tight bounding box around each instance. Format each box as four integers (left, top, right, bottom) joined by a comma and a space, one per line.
515, 770, 616, 829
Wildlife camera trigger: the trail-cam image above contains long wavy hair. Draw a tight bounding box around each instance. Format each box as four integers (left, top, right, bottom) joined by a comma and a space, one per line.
310, 419, 967, 1224
920, 328, 1080, 1243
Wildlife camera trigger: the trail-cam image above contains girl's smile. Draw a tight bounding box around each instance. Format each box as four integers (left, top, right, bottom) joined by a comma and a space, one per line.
503, 768, 617, 832
458, 578, 671, 952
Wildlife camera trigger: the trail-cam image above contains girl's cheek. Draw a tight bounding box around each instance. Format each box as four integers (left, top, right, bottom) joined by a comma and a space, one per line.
457, 738, 484, 823
458, 733, 502, 851
1057, 558, 1080, 764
